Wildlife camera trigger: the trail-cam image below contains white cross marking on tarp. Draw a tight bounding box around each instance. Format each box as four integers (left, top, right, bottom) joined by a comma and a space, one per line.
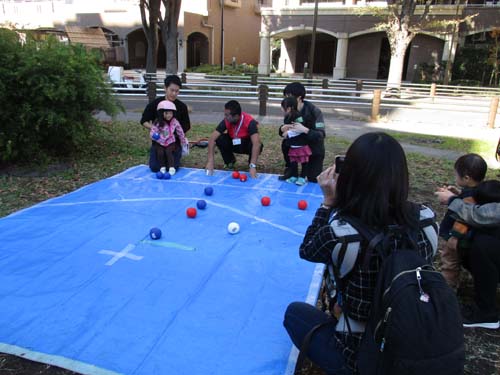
99, 244, 143, 266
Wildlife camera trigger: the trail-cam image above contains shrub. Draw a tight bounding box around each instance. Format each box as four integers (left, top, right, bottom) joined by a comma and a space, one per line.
0, 29, 121, 163
185, 63, 257, 76
452, 46, 492, 86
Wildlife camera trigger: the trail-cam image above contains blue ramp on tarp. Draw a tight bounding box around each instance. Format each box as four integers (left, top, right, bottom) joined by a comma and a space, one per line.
0, 166, 324, 375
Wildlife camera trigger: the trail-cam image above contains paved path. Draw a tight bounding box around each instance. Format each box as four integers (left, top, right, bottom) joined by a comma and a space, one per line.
100, 98, 500, 168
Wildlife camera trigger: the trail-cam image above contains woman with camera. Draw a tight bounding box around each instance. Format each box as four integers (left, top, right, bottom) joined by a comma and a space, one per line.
283, 132, 438, 374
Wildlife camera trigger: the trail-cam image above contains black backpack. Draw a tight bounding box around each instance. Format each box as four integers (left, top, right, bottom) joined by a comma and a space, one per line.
329, 207, 465, 375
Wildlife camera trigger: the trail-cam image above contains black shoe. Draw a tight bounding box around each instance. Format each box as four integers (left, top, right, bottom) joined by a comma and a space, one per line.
462, 305, 499, 329
278, 168, 293, 181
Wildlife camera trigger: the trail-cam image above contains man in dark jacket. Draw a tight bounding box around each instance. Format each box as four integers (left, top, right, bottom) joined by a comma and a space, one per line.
140, 75, 191, 172
279, 82, 325, 182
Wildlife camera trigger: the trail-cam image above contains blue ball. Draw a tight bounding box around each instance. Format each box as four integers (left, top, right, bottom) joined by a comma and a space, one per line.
156, 171, 164, 179
164, 172, 171, 180
149, 227, 162, 240
204, 186, 214, 196
152, 132, 160, 140
197, 200, 207, 210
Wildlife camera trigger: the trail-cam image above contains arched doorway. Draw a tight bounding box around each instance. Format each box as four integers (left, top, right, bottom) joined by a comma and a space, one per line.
187, 32, 209, 68
126, 28, 166, 69
291, 33, 336, 74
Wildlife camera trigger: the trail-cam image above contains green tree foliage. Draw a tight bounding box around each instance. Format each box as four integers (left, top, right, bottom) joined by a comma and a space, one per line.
452, 46, 490, 86
0, 29, 121, 162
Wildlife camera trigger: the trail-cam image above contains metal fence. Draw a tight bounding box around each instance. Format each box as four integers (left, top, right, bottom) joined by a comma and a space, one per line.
108, 72, 500, 128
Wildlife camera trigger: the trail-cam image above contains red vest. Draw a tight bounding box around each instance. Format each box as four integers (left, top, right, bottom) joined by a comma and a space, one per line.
225, 112, 254, 139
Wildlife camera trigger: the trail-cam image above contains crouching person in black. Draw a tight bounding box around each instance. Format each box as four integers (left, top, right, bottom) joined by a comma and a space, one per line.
279, 82, 325, 183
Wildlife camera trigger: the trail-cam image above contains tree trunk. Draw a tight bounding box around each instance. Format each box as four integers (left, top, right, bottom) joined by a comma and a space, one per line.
160, 0, 182, 75
386, 14, 414, 90
140, 0, 161, 74
387, 39, 411, 90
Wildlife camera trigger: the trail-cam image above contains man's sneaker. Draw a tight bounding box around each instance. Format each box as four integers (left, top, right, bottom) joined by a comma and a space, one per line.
169, 167, 176, 176
160, 167, 167, 174
462, 305, 499, 329
286, 177, 298, 184
223, 162, 235, 170
278, 168, 293, 181
295, 177, 307, 186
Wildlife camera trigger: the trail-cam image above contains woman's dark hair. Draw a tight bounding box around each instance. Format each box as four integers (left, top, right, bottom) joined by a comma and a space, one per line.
454, 153, 487, 182
474, 180, 500, 205
334, 132, 417, 228
281, 96, 301, 124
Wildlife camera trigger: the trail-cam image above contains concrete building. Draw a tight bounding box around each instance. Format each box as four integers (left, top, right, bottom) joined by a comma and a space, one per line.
258, 0, 500, 80
0, 0, 263, 71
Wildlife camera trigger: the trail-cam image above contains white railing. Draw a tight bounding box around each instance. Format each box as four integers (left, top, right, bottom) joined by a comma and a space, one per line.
108, 73, 500, 126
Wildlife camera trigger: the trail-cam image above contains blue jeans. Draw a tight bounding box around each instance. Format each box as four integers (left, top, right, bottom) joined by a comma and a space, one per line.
149, 142, 182, 172
283, 302, 352, 375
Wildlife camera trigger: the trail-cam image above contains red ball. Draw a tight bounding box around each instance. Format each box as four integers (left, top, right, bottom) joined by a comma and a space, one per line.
186, 207, 197, 218
232, 171, 240, 179
298, 200, 308, 210
239, 173, 248, 182
261, 196, 271, 206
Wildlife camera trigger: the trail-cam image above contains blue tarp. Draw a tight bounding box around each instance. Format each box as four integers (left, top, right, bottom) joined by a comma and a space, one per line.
0, 166, 324, 375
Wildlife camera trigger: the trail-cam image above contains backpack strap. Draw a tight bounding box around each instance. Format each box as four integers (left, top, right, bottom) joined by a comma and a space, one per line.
419, 205, 438, 256
329, 206, 437, 275
295, 319, 337, 371
329, 217, 363, 278
496, 136, 500, 161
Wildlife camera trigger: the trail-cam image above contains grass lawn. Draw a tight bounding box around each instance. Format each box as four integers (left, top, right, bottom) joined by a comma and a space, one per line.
0, 120, 499, 375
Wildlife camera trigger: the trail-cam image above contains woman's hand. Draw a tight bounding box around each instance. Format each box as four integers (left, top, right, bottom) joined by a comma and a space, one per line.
291, 123, 309, 134
317, 166, 337, 206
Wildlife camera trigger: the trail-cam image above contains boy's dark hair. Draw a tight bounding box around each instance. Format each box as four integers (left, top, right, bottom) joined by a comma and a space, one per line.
474, 180, 500, 205
164, 75, 182, 89
283, 82, 306, 100
454, 153, 487, 182
224, 100, 242, 116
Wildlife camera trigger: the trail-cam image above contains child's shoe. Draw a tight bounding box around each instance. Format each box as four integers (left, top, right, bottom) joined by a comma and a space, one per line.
286, 177, 298, 184
295, 177, 307, 186
169, 167, 176, 176
223, 162, 235, 170
160, 167, 167, 174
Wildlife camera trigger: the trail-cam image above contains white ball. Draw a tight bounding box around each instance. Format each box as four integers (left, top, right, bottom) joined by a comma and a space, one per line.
227, 222, 240, 234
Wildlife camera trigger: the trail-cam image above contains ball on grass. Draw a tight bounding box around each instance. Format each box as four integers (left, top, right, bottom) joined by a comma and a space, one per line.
227, 222, 240, 234
149, 227, 162, 240
298, 200, 308, 210
186, 207, 197, 218
204, 186, 214, 196
261, 196, 271, 206
197, 200, 207, 210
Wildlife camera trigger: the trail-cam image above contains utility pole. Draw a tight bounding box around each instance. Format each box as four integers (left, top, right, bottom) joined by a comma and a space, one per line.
220, 0, 224, 71
308, 0, 319, 79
